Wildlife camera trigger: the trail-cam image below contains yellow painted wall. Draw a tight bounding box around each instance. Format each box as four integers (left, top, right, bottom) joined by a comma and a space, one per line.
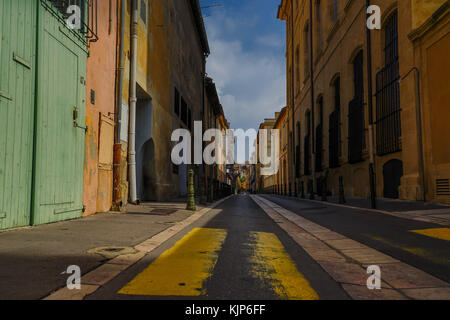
118, 0, 207, 202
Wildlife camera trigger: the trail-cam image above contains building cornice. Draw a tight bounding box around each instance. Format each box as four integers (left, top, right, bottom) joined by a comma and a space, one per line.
408, 1, 449, 42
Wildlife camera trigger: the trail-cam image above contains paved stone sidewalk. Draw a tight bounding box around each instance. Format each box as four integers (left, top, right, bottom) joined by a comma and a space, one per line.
281, 195, 450, 225
0, 199, 221, 300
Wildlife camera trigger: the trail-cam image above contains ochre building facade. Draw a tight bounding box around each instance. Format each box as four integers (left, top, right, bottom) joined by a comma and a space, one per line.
277, 0, 450, 204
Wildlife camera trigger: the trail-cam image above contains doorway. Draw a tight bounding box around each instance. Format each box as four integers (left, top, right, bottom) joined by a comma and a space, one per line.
383, 159, 403, 199
135, 85, 154, 201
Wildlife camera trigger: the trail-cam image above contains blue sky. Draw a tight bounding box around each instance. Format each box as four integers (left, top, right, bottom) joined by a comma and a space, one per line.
201, 0, 286, 135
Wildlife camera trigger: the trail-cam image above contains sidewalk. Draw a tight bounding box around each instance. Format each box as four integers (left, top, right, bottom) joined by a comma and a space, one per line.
252, 195, 450, 300
0, 199, 221, 300
295, 195, 450, 226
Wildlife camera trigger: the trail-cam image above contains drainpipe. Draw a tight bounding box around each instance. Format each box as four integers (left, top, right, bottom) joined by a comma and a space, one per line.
113, 0, 126, 209
366, 0, 377, 209
309, 0, 316, 198
116, 0, 125, 143
128, 0, 139, 204
400, 67, 425, 202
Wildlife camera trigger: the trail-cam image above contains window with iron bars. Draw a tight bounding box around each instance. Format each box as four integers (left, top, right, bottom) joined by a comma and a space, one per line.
304, 112, 311, 175
348, 50, 365, 164
296, 122, 301, 178
329, 77, 341, 168
375, 12, 401, 156
315, 97, 324, 172
41, 0, 98, 44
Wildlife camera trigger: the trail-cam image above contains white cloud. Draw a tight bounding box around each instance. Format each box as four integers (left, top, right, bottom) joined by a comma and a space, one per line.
255, 33, 284, 48
205, 11, 286, 137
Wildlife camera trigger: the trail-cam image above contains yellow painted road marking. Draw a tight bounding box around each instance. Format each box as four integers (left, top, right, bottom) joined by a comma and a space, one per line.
118, 228, 227, 296
247, 232, 319, 300
410, 228, 450, 241
366, 234, 450, 266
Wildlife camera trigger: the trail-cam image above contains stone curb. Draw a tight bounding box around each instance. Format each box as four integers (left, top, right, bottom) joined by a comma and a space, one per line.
43, 195, 233, 300
251, 195, 450, 300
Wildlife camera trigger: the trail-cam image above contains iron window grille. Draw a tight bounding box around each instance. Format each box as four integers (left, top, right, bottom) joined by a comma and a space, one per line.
296, 122, 301, 178
348, 98, 365, 163
315, 124, 323, 172
348, 51, 365, 164
316, 98, 324, 172
181, 97, 188, 125
329, 110, 340, 168
329, 78, 341, 168
41, 0, 98, 44
375, 12, 402, 156
174, 88, 180, 116
304, 134, 311, 175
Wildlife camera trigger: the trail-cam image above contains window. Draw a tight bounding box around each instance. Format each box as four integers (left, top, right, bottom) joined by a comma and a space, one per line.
295, 46, 300, 88
140, 0, 147, 24
304, 111, 311, 175
188, 108, 192, 131
316, 0, 323, 52
316, 97, 324, 172
332, 0, 338, 23
181, 97, 188, 125
375, 12, 401, 156
334, 77, 342, 157
174, 87, 180, 116
304, 24, 310, 79
348, 51, 365, 163
296, 122, 301, 178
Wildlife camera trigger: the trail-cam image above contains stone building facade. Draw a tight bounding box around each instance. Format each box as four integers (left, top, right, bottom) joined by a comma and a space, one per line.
115, 0, 210, 206
277, 0, 450, 204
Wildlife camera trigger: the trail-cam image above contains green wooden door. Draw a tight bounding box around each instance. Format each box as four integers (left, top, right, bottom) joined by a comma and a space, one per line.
0, 0, 36, 229
32, 2, 87, 225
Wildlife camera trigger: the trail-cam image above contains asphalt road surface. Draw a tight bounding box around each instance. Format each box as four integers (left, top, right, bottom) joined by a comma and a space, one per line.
86, 194, 449, 300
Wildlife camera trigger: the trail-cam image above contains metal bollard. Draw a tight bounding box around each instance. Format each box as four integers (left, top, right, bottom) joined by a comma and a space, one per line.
186, 169, 196, 211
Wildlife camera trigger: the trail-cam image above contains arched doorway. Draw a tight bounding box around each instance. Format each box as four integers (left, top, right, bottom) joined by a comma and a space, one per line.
383, 159, 403, 199
135, 86, 153, 200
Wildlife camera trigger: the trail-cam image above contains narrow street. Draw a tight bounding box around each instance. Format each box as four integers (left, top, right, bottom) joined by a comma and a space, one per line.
75, 194, 448, 300
85, 194, 348, 300
1, 0, 449, 306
